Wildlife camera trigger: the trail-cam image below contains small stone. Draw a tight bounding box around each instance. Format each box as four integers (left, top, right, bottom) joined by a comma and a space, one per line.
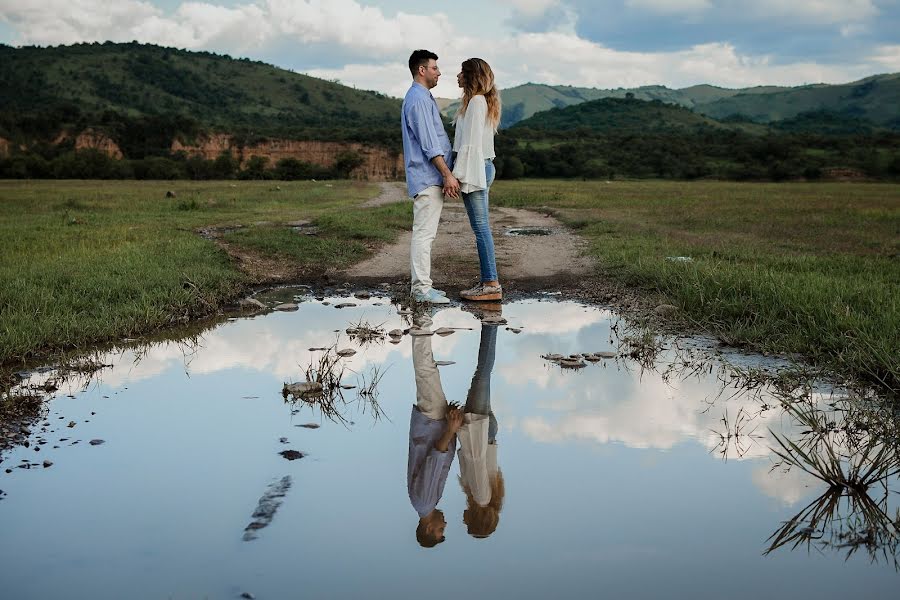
89, 439, 105, 446
388, 329, 404, 338
241, 593, 256, 600
507, 327, 522, 333
279, 437, 289, 444
408, 328, 434, 337
654, 304, 678, 317
336, 348, 357, 357
542, 354, 564, 361
434, 327, 454, 336
334, 303, 357, 309
279, 450, 305, 461
389, 339, 401, 344
340, 384, 356, 390
354, 292, 371, 299
345, 327, 359, 335
274, 303, 299, 311
397, 309, 413, 315
482, 316, 508, 326
594, 351, 617, 359
308, 347, 328, 351
559, 359, 586, 369
295, 423, 320, 429
435, 361, 455, 366
238, 298, 266, 310
67, 421, 76, 428
283, 382, 324, 396
43, 460, 53, 468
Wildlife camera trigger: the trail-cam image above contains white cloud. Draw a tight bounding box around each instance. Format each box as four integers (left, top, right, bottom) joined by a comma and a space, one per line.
744, 0, 878, 24
625, 0, 712, 14
0, 0, 888, 97
498, 0, 562, 17
869, 44, 900, 70
315, 35, 873, 99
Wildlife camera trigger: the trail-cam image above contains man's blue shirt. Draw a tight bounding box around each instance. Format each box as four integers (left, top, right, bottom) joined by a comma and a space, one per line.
401, 82, 453, 198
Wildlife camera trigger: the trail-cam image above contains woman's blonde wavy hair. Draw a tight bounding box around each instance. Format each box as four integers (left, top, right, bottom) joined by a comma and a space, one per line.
459, 469, 505, 538
456, 58, 501, 130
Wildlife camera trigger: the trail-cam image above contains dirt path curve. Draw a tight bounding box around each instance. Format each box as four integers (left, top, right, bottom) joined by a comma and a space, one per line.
342, 182, 596, 293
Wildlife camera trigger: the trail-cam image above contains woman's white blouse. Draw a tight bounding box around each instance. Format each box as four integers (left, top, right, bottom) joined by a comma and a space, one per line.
452, 95, 495, 193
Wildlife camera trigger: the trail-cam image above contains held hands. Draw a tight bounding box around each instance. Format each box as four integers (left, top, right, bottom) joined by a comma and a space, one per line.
442, 174, 460, 199
446, 402, 464, 433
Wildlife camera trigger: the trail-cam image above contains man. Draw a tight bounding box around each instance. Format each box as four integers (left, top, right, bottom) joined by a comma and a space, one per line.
408, 314, 464, 547
401, 49, 459, 305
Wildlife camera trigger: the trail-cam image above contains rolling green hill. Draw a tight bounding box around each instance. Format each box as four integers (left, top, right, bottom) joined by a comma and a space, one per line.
0, 41, 402, 154
440, 75, 898, 130
694, 74, 900, 128
510, 96, 752, 134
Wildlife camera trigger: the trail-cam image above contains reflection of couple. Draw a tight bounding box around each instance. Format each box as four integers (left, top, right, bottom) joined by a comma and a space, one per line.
407, 317, 504, 547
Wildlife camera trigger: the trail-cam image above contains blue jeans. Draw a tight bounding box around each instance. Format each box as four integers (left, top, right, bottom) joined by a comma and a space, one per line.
465, 324, 498, 443
462, 160, 498, 283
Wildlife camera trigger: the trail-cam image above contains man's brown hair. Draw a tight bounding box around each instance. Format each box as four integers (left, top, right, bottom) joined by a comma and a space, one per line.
409, 49, 438, 77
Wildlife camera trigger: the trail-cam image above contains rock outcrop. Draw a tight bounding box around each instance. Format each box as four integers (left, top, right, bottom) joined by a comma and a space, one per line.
74, 129, 124, 159
172, 135, 403, 180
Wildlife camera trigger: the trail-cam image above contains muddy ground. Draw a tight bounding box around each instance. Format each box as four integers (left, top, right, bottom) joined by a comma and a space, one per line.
216, 182, 652, 313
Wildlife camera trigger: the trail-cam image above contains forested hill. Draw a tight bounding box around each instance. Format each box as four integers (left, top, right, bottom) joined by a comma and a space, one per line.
0, 41, 402, 154
694, 73, 900, 128
510, 97, 759, 134
442, 74, 900, 129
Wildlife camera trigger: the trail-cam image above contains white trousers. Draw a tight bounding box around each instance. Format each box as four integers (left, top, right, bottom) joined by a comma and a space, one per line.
410, 185, 445, 294
412, 333, 448, 420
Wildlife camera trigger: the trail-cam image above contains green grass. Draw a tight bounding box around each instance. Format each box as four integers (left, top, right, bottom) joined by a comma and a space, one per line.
491, 179, 900, 392
0, 180, 403, 364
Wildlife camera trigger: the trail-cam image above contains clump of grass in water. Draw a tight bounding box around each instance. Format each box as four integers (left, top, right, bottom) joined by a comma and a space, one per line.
346, 317, 386, 346
766, 396, 900, 569
282, 346, 388, 426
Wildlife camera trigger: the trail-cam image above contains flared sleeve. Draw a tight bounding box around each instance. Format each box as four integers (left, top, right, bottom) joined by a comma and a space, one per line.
452, 96, 489, 192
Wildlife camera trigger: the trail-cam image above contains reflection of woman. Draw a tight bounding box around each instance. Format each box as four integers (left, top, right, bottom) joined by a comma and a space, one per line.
408, 315, 464, 548
452, 58, 502, 302
457, 323, 505, 537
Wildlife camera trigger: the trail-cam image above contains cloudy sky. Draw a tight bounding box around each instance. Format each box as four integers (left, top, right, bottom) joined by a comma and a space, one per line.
1, 0, 899, 98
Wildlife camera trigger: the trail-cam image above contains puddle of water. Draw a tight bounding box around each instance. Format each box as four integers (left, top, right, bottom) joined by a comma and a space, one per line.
1, 292, 897, 599
504, 227, 553, 236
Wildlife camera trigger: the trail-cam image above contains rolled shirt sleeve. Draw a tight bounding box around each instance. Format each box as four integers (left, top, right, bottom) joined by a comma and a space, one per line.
452, 96, 488, 192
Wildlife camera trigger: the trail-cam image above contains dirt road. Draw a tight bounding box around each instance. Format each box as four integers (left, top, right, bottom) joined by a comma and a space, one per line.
343, 182, 596, 294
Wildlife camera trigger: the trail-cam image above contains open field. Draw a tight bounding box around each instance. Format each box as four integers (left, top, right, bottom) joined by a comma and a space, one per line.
491, 180, 900, 391
0, 180, 410, 365
1, 178, 898, 394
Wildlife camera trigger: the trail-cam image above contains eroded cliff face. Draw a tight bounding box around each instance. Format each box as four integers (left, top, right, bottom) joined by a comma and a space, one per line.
73, 130, 124, 159
172, 135, 403, 180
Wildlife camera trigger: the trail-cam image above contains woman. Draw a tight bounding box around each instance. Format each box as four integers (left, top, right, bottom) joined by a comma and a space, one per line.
452, 58, 502, 302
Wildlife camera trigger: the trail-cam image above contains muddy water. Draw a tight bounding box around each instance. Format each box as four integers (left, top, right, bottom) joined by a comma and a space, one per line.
1, 291, 897, 599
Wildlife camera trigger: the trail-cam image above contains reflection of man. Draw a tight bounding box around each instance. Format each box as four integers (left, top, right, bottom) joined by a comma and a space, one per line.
408, 315, 463, 547
401, 49, 458, 305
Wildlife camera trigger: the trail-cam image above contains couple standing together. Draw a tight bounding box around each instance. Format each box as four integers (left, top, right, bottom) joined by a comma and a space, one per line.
401, 50, 502, 305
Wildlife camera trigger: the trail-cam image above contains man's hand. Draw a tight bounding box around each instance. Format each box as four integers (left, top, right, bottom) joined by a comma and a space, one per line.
447, 405, 464, 433
442, 174, 460, 199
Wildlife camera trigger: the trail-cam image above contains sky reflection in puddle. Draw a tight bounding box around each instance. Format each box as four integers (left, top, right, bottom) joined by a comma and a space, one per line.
1, 292, 897, 599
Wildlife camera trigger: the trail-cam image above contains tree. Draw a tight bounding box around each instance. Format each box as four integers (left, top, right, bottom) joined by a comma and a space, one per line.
502, 155, 524, 179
